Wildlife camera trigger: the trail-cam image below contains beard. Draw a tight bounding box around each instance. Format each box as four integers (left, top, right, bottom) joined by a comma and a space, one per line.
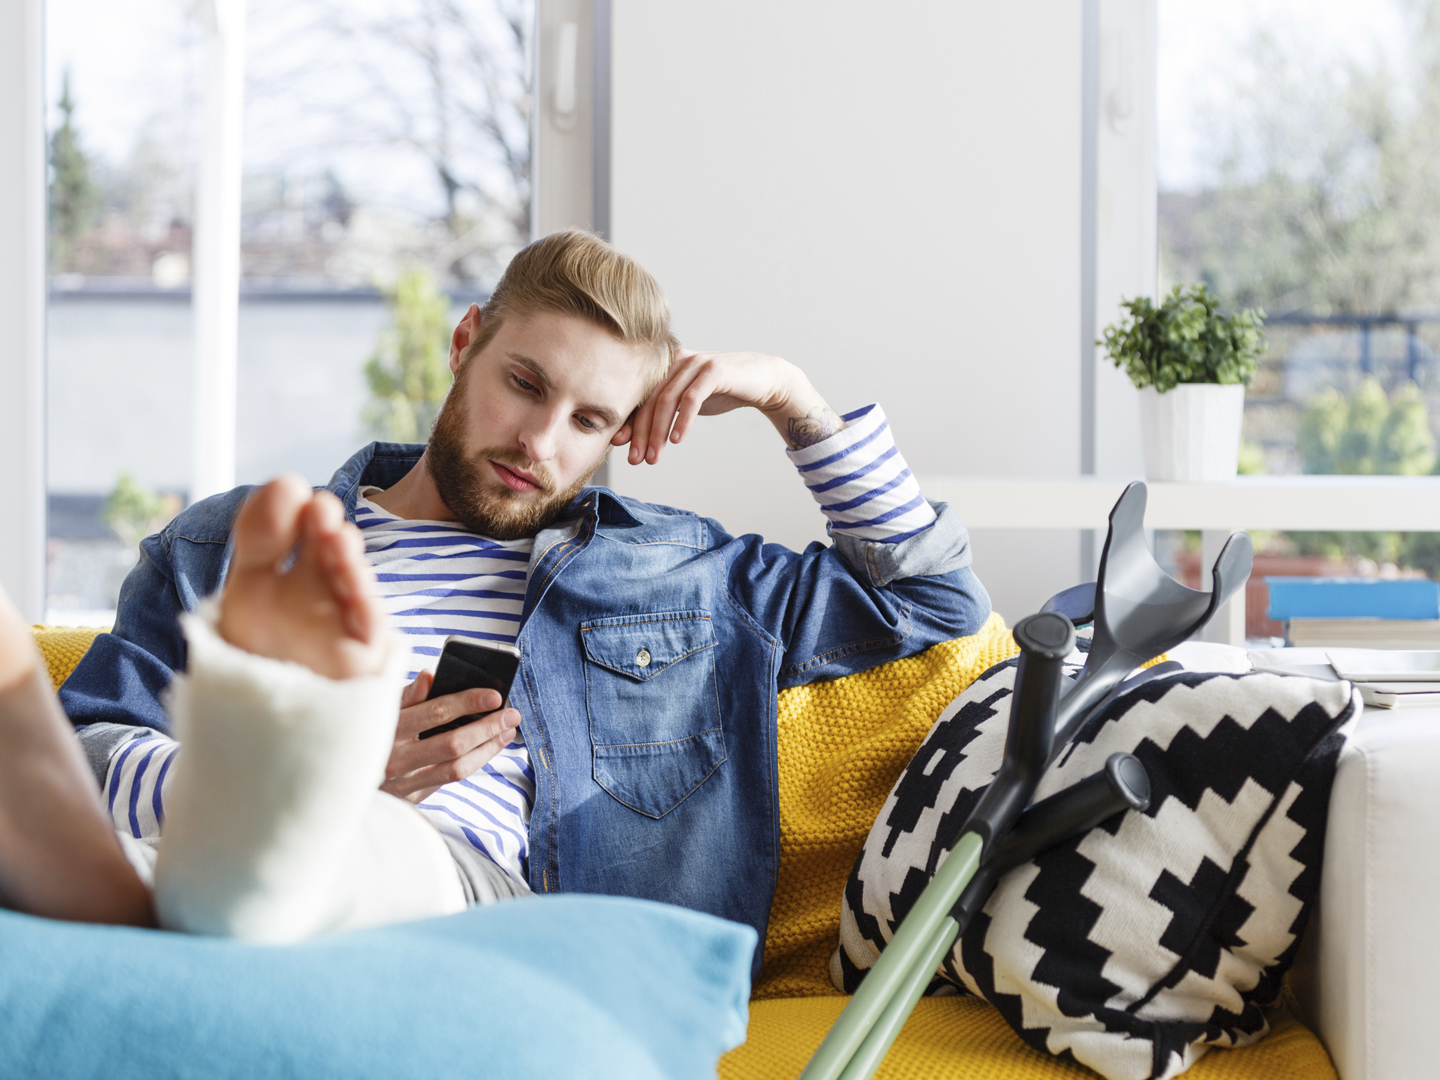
426, 389, 606, 541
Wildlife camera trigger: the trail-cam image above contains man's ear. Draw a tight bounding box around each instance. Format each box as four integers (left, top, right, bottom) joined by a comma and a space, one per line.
450, 304, 482, 374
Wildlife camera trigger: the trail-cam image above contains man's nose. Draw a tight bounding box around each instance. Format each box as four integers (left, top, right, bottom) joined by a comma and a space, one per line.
519, 407, 565, 463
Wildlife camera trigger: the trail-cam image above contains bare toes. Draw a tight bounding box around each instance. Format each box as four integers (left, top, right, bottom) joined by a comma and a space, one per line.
231, 475, 312, 574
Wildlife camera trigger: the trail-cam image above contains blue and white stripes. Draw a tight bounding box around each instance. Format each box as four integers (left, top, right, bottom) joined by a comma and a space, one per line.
104, 734, 179, 841
356, 492, 536, 887
787, 403, 937, 543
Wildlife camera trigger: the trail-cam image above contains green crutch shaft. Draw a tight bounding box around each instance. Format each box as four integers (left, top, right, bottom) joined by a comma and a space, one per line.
835, 916, 958, 1080
796, 831, 983, 1080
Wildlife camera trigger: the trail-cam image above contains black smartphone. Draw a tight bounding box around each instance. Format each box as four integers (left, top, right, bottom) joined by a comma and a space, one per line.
417, 637, 521, 740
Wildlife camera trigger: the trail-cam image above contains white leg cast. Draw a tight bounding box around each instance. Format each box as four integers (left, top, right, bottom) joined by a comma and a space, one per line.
153, 603, 465, 942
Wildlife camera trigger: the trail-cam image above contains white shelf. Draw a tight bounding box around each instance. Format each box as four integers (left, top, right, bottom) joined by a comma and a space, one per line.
918, 474, 1440, 647
919, 475, 1440, 532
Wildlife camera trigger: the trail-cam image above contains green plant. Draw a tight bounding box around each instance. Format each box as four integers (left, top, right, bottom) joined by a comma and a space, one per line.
1288, 378, 1438, 571
1297, 378, 1436, 476
1100, 284, 1265, 393
103, 473, 180, 548
363, 268, 454, 442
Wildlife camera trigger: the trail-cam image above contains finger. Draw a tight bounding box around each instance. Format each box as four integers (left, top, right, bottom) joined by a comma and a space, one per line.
631, 354, 695, 464
230, 474, 312, 573
646, 363, 713, 464
666, 362, 720, 447
611, 418, 635, 447
640, 360, 701, 464
399, 670, 434, 709
627, 389, 661, 465
396, 687, 506, 741
388, 720, 520, 793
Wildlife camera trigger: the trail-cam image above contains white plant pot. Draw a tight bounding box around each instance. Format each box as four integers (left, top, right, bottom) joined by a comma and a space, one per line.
1137, 383, 1246, 482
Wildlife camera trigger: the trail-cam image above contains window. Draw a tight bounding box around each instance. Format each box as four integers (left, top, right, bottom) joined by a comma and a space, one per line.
44, 0, 533, 624
1157, 0, 1438, 637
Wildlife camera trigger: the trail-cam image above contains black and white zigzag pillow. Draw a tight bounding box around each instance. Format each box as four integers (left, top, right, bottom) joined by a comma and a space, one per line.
831, 649, 1356, 1080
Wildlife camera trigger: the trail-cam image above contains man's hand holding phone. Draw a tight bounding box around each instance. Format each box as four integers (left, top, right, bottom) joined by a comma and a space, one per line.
381, 670, 520, 804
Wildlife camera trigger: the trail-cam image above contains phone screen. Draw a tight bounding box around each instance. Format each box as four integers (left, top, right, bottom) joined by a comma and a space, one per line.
418, 638, 521, 740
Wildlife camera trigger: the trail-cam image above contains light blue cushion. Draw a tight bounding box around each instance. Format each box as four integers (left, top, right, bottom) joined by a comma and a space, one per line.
0, 894, 755, 1080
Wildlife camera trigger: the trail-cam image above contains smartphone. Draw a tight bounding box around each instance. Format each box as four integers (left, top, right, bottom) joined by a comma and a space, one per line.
417, 637, 521, 740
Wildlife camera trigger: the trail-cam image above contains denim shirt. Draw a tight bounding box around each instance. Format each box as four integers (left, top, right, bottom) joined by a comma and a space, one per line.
61, 442, 990, 973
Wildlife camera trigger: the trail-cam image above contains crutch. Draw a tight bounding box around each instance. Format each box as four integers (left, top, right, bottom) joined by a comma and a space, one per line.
797, 482, 1253, 1080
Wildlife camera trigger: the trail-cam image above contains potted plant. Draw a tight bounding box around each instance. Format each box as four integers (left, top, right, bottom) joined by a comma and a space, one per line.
1100, 284, 1265, 481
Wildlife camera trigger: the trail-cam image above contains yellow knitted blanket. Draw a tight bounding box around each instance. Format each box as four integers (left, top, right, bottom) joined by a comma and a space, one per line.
30, 625, 107, 692
757, 612, 1018, 999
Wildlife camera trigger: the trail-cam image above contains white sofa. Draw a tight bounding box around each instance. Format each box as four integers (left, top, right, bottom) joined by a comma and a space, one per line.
1292, 704, 1440, 1080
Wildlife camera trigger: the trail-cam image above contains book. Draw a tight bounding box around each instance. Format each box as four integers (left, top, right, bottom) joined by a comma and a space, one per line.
1287, 618, 1440, 650
1358, 686, 1440, 709
1325, 649, 1440, 682
1266, 577, 1440, 621
1249, 647, 1440, 709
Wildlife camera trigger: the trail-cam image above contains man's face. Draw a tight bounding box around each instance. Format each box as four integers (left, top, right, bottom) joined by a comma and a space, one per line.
426, 308, 652, 540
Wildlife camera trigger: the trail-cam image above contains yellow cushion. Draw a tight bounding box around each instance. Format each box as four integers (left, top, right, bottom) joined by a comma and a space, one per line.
756, 613, 1019, 999
30, 625, 107, 691
720, 994, 1333, 1080
33, 620, 1334, 1077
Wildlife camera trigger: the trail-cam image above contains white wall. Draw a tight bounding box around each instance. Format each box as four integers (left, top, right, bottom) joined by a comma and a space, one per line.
0, 0, 47, 622
604, 1, 1086, 622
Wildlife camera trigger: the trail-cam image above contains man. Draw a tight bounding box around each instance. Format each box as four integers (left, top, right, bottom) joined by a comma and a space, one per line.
62, 230, 990, 968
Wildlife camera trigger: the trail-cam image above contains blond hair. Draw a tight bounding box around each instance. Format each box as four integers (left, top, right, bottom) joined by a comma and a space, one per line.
464, 230, 677, 397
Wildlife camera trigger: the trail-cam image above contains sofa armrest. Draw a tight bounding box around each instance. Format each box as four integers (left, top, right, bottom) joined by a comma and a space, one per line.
1292, 706, 1440, 1080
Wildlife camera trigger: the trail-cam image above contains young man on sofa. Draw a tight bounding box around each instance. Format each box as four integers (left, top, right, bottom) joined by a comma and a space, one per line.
59, 230, 990, 960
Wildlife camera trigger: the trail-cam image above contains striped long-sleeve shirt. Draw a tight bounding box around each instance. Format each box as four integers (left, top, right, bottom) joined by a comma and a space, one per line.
101, 403, 934, 886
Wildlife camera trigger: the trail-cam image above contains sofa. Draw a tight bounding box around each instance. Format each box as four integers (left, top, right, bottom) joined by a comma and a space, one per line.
31, 617, 1433, 1079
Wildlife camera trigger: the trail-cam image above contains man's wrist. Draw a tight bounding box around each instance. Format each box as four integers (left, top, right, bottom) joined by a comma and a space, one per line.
763, 369, 848, 450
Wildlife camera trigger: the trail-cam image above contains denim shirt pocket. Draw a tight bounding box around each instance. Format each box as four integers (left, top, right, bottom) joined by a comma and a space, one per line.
581, 610, 727, 819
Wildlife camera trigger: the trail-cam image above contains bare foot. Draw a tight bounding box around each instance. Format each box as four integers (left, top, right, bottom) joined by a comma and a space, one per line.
0, 586, 153, 925
218, 476, 388, 681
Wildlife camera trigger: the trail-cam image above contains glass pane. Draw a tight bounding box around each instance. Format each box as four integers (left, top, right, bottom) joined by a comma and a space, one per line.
1157, 0, 1439, 640
45, 0, 533, 625
45, 0, 200, 625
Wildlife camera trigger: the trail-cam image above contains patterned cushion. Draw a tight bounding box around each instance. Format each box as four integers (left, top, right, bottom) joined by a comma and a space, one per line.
832, 647, 1356, 1080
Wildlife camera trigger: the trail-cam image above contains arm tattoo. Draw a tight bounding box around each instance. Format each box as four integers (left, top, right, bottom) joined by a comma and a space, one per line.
786, 407, 845, 450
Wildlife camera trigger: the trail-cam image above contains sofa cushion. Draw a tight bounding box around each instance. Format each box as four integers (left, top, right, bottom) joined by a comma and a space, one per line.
0, 894, 753, 1080
718, 994, 1334, 1080
832, 653, 1354, 1080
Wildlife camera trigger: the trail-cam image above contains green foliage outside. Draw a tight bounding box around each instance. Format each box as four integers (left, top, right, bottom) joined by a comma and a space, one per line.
1289, 379, 1440, 573
363, 269, 454, 442
48, 69, 98, 273
1297, 378, 1436, 476
1100, 284, 1265, 393
103, 473, 180, 548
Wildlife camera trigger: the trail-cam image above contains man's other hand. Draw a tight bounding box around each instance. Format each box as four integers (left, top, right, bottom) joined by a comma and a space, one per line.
381, 670, 521, 804
619, 350, 847, 465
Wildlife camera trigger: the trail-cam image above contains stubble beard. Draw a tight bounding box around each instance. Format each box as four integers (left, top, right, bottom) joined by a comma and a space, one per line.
426, 386, 606, 541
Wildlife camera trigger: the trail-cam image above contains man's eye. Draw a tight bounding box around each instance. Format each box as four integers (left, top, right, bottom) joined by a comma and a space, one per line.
512, 374, 538, 393
575, 415, 599, 431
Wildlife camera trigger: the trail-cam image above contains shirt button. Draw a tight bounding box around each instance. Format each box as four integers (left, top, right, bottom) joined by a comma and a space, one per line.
635, 648, 652, 668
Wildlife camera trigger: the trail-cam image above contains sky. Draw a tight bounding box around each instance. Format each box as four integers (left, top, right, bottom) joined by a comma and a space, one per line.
1157, 0, 1413, 192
